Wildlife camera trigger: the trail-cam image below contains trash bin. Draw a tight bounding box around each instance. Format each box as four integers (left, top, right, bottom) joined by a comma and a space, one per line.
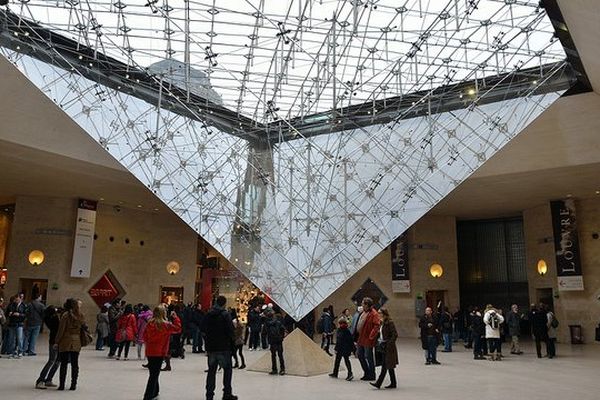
569, 325, 584, 344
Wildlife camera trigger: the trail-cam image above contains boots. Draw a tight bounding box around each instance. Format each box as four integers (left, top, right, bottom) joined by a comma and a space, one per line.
70, 366, 78, 390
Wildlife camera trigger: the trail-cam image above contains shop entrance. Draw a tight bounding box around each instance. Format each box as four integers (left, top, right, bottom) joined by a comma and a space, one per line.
426, 290, 447, 311
19, 278, 48, 302
160, 286, 184, 305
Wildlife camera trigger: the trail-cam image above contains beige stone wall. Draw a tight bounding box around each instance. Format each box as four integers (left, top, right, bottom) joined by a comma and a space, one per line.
524, 199, 600, 343
5, 196, 197, 321
316, 215, 459, 338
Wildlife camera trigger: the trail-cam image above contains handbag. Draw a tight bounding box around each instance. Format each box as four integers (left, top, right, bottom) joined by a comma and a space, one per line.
80, 326, 93, 347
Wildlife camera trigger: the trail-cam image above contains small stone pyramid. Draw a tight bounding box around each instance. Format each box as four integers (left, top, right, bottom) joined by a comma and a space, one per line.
247, 328, 341, 377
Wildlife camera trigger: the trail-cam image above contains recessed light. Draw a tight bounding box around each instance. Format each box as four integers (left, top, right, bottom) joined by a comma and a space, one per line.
596, 190, 600, 195
99, 197, 104, 201
566, 194, 573, 198
154, 208, 159, 211
137, 204, 143, 208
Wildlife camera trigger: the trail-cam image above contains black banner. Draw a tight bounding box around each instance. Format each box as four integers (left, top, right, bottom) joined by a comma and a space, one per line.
550, 199, 584, 290
391, 233, 410, 293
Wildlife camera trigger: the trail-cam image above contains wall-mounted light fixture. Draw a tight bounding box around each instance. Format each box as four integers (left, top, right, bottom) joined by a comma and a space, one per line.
28, 250, 45, 266
166, 261, 180, 275
429, 263, 443, 278
537, 259, 548, 276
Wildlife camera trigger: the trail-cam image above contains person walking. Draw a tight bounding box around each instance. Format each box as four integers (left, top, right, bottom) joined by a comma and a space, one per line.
546, 307, 558, 359
95, 306, 109, 351
35, 305, 61, 389
329, 316, 354, 381
136, 305, 152, 361
483, 304, 504, 361
116, 304, 137, 360
6, 294, 27, 358
319, 307, 334, 356
142, 304, 181, 400
507, 304, 523, 355
24, 293, 46, 356
440, 306, 453, 352
356, 297, 381, 381
266, 311, 286, 375
370, 308, 398, 389
232, 319, 246, 369
530, 303, 549, 359
55, 298, 86, 391
419, 307, 440, 365
202, 296, 238, 400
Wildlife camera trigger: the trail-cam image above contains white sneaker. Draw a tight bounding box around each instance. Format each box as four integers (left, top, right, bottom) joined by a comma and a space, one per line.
36, 382, 47, 390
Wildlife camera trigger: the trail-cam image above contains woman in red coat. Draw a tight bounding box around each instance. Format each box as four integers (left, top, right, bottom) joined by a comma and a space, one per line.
143, 304, 181, 400
116, 304, 137, 360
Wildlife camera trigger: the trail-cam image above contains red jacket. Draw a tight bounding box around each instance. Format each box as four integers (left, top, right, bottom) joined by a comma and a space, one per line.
357, 308, 381, 347
144, 316, 181, 357
116, 313, 137, 342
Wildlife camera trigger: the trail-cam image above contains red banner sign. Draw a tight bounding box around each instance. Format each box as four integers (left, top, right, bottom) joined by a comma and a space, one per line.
88, 273, 120, 308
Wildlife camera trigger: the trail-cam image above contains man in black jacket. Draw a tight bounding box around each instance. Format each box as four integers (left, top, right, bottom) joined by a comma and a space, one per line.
202, 296, 237, 400
266, 311, 286, 375
419, 307, 440, 365
190, 303, 205, 353
247, 306, 261, 351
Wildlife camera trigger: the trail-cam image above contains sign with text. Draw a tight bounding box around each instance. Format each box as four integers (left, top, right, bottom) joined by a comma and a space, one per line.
391, 233, 410, 293
550, 199, 584, 291
70, 199, 97, 278
88, 272, 120, 308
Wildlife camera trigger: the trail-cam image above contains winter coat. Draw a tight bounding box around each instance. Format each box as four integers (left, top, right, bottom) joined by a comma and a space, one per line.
357, 308, 381, 347
530, 310, 549, 339
6, 302, 26, 326
136, 310, 153, 344
26, 299, 46, 327
380, 320, 399, 369
547, 312, 558, 339
440, 312, 453, 334
108, 306, 123, 334
234, 323, 245, 346
483, 309, 504, 339
506, 311, 521, 336
95, 312, 109, 338
320, 311, 334, 335
55, 311, 85, 352
116, 313, 137, 342
201, 305, 235, 352
189, 309, 205, 330
144, 315, 181, 357
248, 310, 261, 331
419, 314, 440, 349
266, 318, 286, 345
470, 312, 485, 336
44, 313, 60, 345
334, 327, 354, 357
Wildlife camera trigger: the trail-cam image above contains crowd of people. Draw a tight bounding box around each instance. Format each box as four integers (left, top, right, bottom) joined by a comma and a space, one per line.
0, 291, 569, 398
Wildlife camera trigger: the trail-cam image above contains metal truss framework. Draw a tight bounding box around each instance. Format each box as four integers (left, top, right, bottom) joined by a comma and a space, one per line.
0, 1, 578, 319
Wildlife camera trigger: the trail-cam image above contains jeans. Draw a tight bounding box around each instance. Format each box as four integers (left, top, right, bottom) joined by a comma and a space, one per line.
547, 338, 556, 358
96, 335, 106, 350
143, 356, 163, 400
24, 325, 41, 354
356, 345, 375, 379
191, 326, 204, 352
206, 351, 233, 399
443, 333, 452, 351
473, 335, 483, 357
321, 334, 332, 353
426, 335, 437, 362
37, 344, 60, 384
332, 353, 352, 377
249, 329, 260, 350
270, 343, 285, 372
58, 351, 80, 388
7, 325, 24, 355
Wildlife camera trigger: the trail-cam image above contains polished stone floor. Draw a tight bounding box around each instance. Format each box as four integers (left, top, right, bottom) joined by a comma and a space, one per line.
1, 335, 599, 400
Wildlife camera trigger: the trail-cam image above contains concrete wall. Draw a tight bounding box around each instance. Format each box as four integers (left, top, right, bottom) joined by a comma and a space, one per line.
4, 196, 197, 320
524, 199, 600, 343
316, 215, 459, 338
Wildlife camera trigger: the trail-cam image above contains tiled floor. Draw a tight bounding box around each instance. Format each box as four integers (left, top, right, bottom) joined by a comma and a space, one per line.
1, 335, 599, 400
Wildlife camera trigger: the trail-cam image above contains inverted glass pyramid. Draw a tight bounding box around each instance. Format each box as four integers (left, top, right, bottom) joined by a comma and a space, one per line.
0, 1, 575, 319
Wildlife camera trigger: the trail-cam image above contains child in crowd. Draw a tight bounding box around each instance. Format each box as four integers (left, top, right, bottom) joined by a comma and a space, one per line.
329, 316, 354, 381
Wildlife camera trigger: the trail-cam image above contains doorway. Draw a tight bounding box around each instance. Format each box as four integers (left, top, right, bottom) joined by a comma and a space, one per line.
426, 290, 447, 311
160, 286, 184, 305
19, 278, 48, 303
536, 288, 554, 311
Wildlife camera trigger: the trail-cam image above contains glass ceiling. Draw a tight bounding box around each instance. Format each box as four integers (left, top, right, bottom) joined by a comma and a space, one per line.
7, 0, 564, 123
0, 1, 575, 319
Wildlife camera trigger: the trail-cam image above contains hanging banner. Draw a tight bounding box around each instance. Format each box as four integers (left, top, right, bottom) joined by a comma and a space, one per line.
70, 199, 97, 278
550, 199, 584, 291
391, 233, 410, 293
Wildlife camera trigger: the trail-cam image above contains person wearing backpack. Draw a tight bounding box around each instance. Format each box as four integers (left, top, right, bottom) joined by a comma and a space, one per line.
483, 304, 504, 361
266, 310, 286, 375
546, 307, 558, 359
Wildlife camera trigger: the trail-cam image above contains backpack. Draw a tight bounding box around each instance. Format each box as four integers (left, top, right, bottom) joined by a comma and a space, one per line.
550, 313, 559, 329
316, 316, 324, 334
489, 312, 500, 330
268, 321, 283, 342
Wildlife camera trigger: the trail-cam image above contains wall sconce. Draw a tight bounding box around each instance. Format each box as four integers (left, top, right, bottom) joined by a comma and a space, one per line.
537, 259, 548, 276
166, 261, 180, 275
28, 250, 45, 266
429, 263, 443, 278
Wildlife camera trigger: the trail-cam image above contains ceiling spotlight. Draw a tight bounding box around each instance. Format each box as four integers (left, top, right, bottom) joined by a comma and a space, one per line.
467, 88, 476, 95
